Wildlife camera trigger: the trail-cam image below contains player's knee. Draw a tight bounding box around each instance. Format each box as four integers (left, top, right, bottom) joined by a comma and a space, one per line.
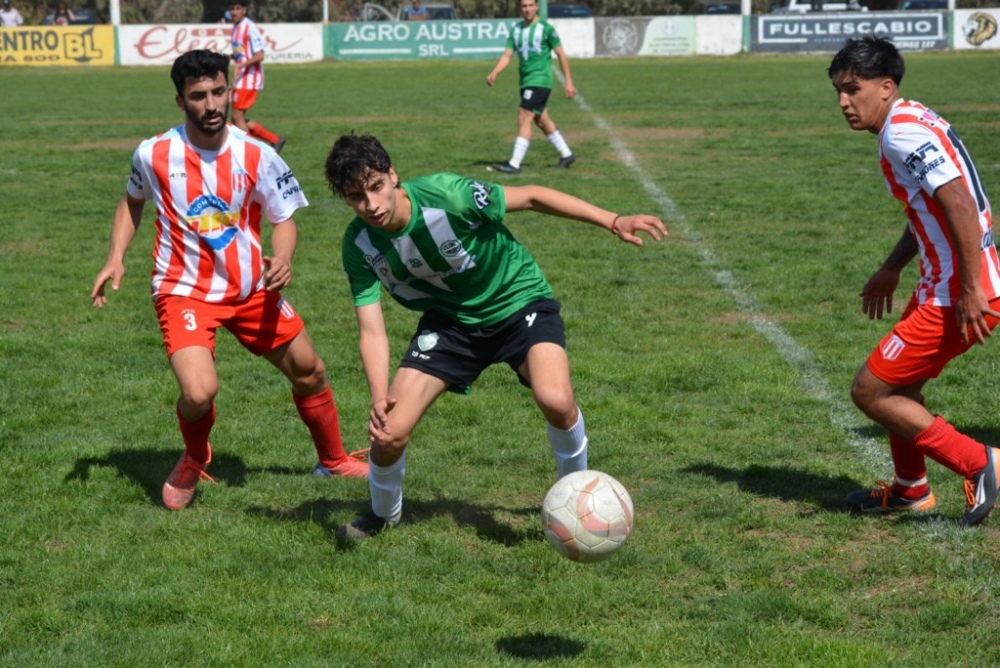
180, 386, 217, 414
850, 375, 876, 414
374, 432, 410, 458
289, 353, 328, 394
538, 394, 578, 429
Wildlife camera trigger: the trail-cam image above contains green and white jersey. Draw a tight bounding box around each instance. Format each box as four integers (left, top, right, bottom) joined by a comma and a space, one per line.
342, 172, 554, 327
506, 19, 561, 89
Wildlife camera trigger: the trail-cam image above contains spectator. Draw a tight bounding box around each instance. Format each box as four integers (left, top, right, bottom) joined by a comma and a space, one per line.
404, 0, 429, 20
1, 0, 24, 27
51, 2, 76, 25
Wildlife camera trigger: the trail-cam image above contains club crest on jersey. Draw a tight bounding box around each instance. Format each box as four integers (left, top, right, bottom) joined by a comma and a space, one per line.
881, 335, 905, 361
470, 181, 491, 210
417, 330, 439, 352
440, 239, 463, 257
185, 194, 239, 251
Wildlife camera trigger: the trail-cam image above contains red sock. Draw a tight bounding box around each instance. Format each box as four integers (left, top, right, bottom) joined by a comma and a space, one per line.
249, 122, 279, 145
889, 430, 929, 499
293, 387, 349, 468
912, 415, 988, 479
177, 403, 214, 465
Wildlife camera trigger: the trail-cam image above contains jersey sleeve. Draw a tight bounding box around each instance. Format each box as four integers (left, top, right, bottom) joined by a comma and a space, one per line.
883, 123, 963, 196
342, 223, 382, 307
248, 23, 265, 56
446, 173, 507, 227
546, 23, 562, 50
255, 153, 308, 224
125, 144, 152, 201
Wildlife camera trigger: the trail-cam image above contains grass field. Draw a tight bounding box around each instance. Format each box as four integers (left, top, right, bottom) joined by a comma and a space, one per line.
2, 51, 1000, 665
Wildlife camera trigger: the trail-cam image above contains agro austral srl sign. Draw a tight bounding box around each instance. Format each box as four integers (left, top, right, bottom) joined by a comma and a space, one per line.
752, 12, 948, 53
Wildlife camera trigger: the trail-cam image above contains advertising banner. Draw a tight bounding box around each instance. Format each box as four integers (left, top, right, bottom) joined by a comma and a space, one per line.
752, 12, 948, 52
119, 23, 323, 67
953, 9, 999, 50
327, 20, 512, 60
0, 25, 115, 66
596, 17, 696, 57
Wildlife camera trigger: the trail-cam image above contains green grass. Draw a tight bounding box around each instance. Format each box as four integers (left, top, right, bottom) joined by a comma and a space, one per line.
2, 53, 1000, 665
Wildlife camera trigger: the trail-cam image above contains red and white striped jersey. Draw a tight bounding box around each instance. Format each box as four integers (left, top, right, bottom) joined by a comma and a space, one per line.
231, 16, 265, 91
880, 98, 999, 307
126, 125, 308, 303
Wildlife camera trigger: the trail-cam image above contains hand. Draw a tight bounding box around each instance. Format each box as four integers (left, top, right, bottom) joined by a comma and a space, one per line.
91, 261, 125, 308
610, 214, 667, 247
262, 256, 291, 291
369, 396, 396, 445
486, 73, 497, 87
955, 290, 1000, 345
564, 82, 577, 99
859, 268, 900, 320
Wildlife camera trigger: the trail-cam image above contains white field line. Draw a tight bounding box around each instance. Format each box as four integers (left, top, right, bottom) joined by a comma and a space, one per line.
569, 88, 893, 476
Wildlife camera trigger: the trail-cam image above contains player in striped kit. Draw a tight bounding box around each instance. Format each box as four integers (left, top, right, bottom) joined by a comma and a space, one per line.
829, 36, 1000, 526
486, 0, 576, 174
90, 50, 367, 511
323, 133, 667, 543
229, 0, 285, 153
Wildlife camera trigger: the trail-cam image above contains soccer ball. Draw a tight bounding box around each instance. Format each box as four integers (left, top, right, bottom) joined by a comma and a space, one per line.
541, 470, 634, 563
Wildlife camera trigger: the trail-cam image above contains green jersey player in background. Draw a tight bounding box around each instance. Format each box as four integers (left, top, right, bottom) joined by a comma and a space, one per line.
324, 133, 667, 543
486, 0, 577, 174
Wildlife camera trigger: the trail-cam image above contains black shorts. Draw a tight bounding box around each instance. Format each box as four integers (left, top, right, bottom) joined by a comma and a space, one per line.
519, 86, 552, 114
400, 298, 566, 394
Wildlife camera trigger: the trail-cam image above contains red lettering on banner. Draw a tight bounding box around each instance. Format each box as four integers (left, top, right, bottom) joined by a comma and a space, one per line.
131, 25, 303, 61
133, 26, 231, 60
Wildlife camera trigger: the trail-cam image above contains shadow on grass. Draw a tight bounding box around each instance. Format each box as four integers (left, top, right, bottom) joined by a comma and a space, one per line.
496, 633, 587, 661
64, 447, 287, 507
683, 462, 953, 524
248, 496, 539, 548
495, 633, 586, 660
681, 462, 870, 512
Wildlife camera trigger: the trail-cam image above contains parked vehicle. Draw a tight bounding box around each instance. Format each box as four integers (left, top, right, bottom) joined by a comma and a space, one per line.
403, 2, 458, 19
898, 0, 947, 9
693, 1, 742, 13
547, 3, 594, 17
358, 2, 458, 21
771, 0, 866, 12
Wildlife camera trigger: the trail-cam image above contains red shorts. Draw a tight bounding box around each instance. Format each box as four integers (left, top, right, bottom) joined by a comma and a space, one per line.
231, 88, 259, 111
155, 291, 304, 358
866, 295, 1000, 385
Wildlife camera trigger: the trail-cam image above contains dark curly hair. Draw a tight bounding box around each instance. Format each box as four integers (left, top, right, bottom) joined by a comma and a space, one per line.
170, 49, 231, 96
324, 133, 394, 197
828, 35, 905, 85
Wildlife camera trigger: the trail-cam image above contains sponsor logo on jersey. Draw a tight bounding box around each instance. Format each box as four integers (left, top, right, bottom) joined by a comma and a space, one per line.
185, 194, 239, 250
903, 142, 945, 182
470, 181, 490, 210
983, 228, 994, 251
417, 330, 439, 352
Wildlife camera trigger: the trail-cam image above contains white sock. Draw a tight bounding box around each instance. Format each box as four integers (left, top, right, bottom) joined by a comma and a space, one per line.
548, 410, 588, 478
369, 452, 405, 525
510, 136, 530, 168
547, 130, 572, 158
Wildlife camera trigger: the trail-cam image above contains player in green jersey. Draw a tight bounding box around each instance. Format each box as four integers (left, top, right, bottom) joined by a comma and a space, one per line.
486, 0, 577, 174
323, 133, 667, 543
